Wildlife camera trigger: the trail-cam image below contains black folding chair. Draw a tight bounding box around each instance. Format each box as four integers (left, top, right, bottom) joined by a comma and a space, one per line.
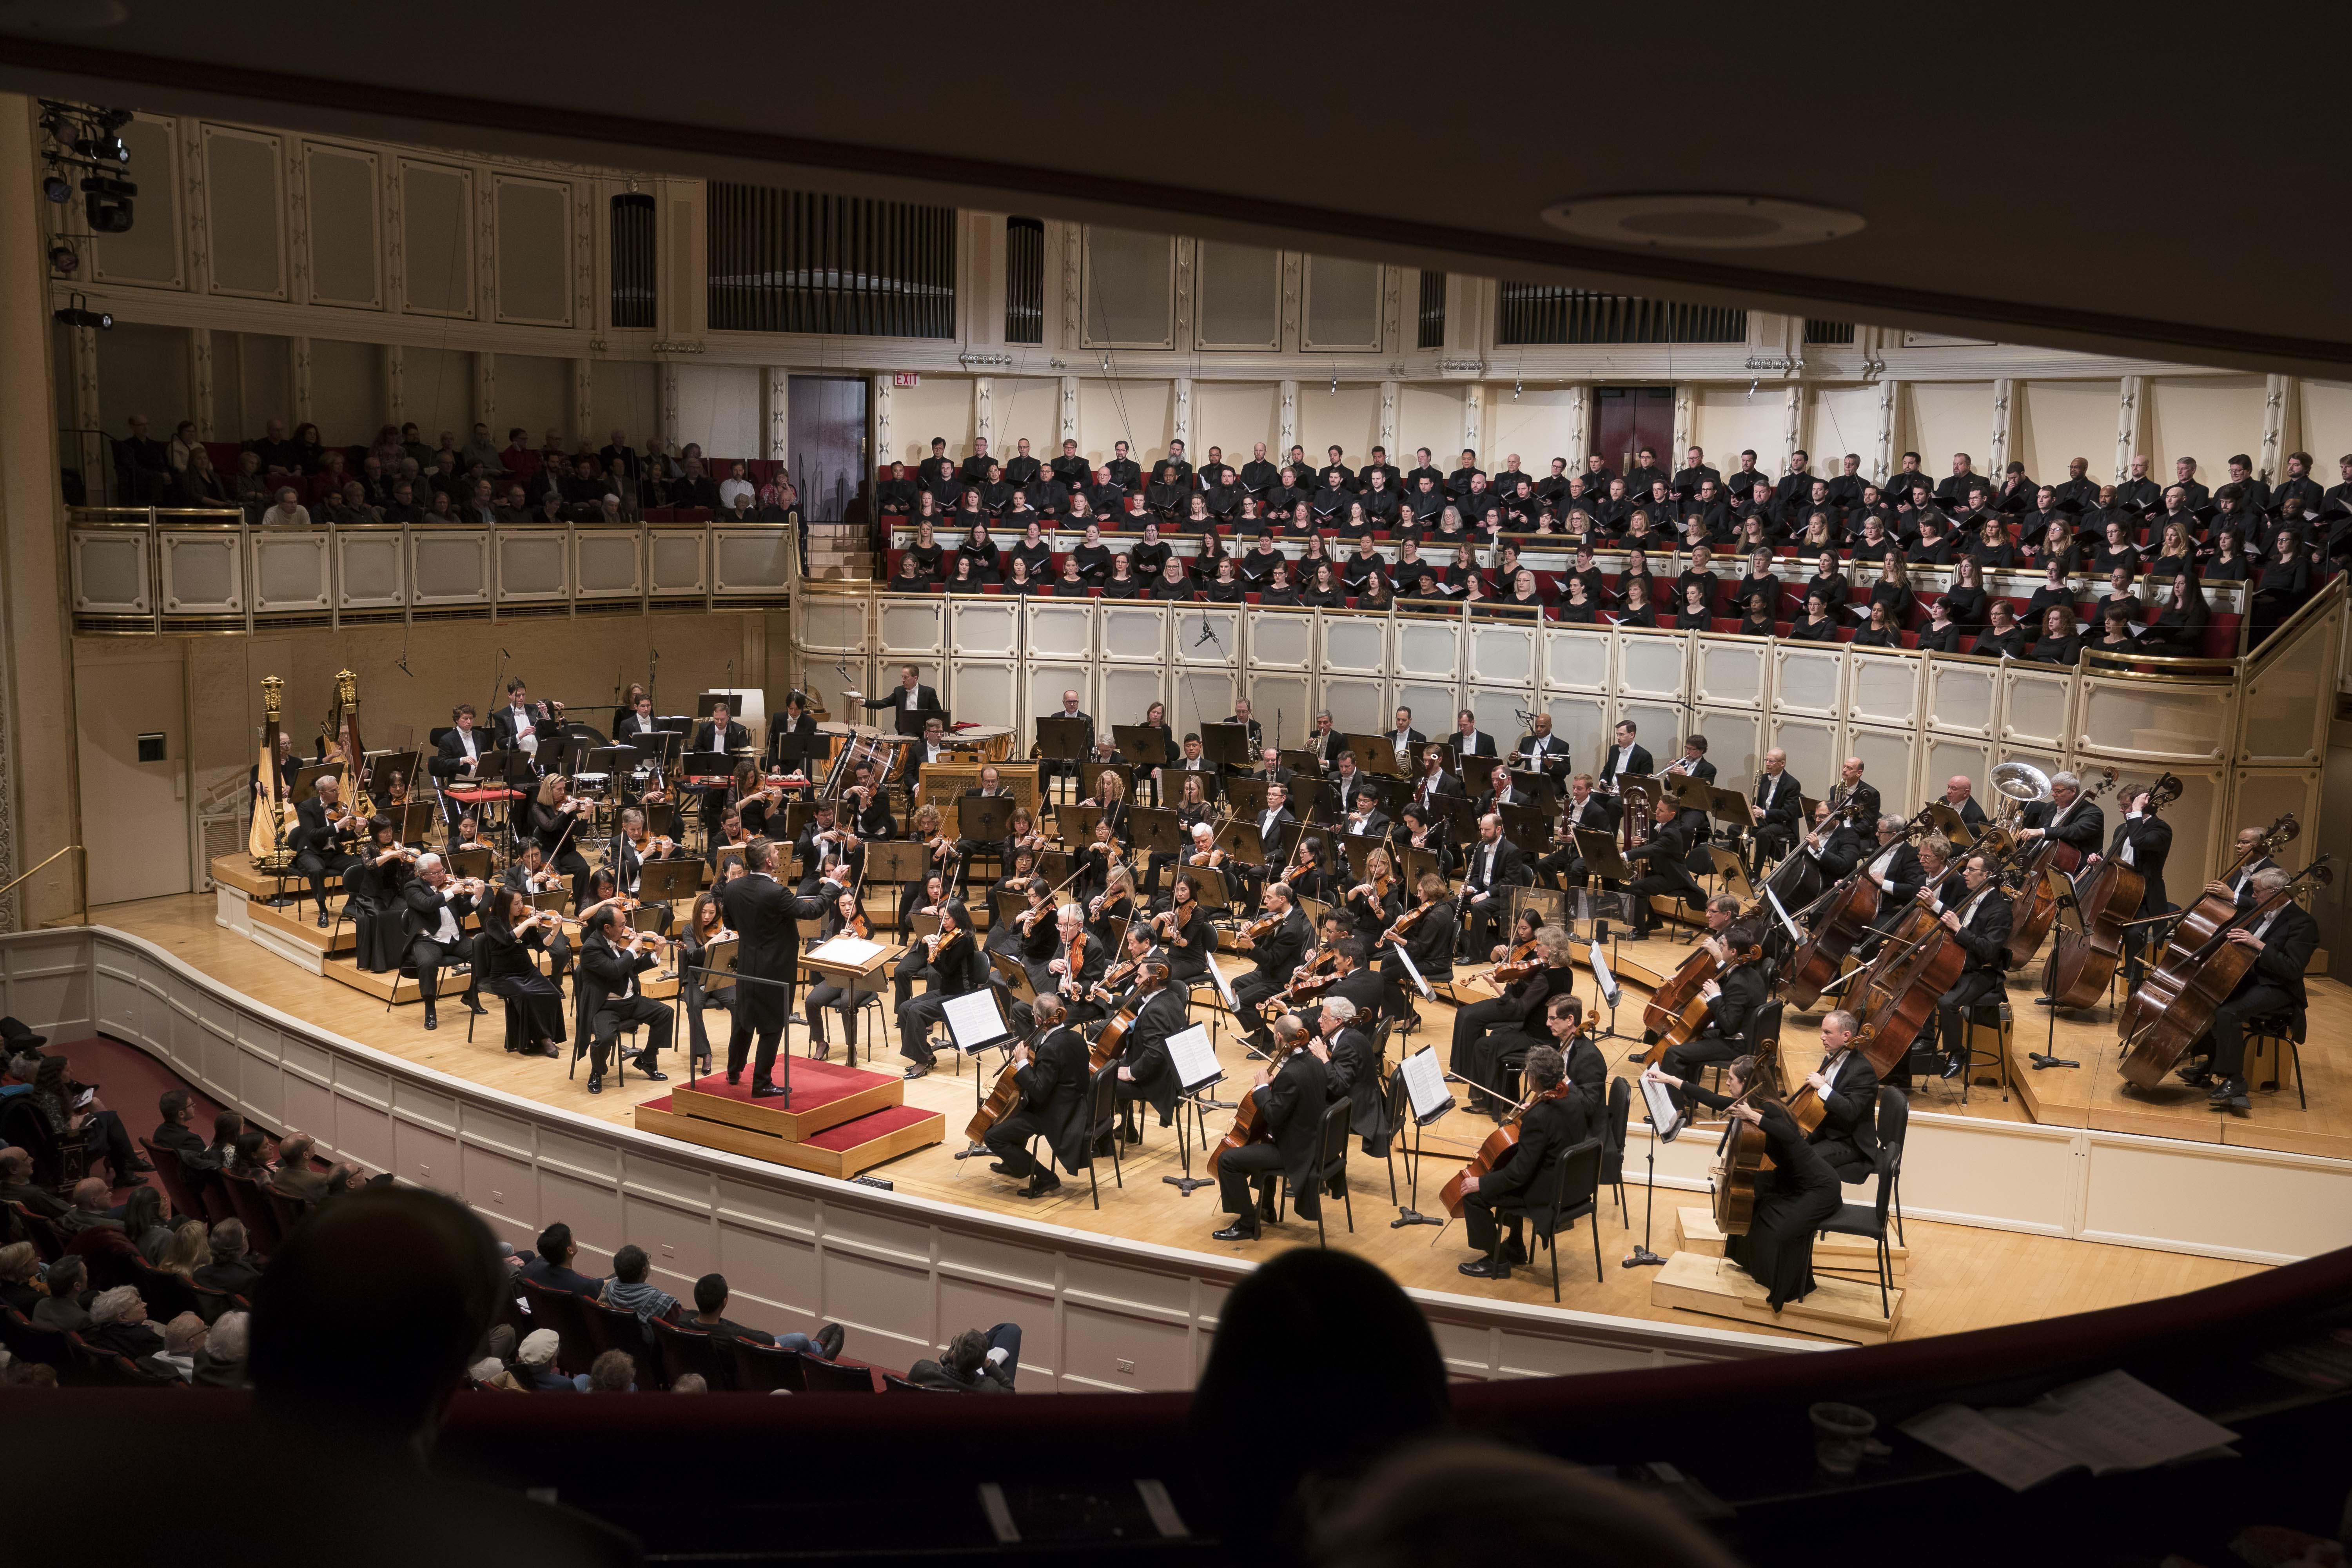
1818, 1098, 1906, 1317
1277, 1098, 1356, 1245
1496, 1137, 1606, 1302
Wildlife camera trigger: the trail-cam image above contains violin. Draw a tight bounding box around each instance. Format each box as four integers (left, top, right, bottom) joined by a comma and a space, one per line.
847, 911, 872, 942
1487, 937, 1542, 988
1237, 909, 1283, 948
1090, 953, 1142, 1004
1378, 900, 1431, 947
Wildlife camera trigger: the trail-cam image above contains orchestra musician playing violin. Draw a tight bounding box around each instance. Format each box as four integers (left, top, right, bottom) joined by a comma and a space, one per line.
575, 908, 672, 1094
613, 806, 686, 928
795, 799, 862, 891
1800, 1009, 1882, 1181
802, 880, 878, 1064
1015, 905, 1106, 1036
526, 774, 595, 909
1211, 1016, 1330, 1243
2170, 866, 2317, 1110
982, 992, 1091, 1200
840, 760, 898, 841
1644, 1054, 1841, 1311
347, 815, 413, 973
1343, 847, 1404, 941
1231, 884, 1312, 1054
1296, 933, 1388, 1038
1378, 871, 1457, 1024
1452, 919, 1576, 1115
1654, 903, 1768, 1112
477, 887, 569, 1058
400, 853, 487, 1033
895, 901, 977, 1081
1455, 1043, 1586, 1281
1150, 878, 1212, 986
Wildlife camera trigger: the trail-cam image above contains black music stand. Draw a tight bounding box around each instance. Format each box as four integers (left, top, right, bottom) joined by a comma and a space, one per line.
1199, 721, 1254, 771
1499, 802, 1550, 853
1343, 733, 1404, 776
639, 858, 702, 911
697, 692, 746, 720
1211, 819, 1266, 865
1129, 806, 1185, 858
396, 800, 437, 846
1111, 725, 1170, 771
894, 706, 946, 740
1035, 716, 1091, 805
960, 793, 1014, 845
1059, 803, 1106, 848
1223, 776, 1269, 818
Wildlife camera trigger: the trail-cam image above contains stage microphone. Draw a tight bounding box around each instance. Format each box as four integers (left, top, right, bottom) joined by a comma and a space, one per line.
1195, 618, 1215, 647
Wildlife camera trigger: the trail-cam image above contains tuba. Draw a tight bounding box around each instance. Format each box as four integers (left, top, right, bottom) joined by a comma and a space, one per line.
1988, 759, 2050, 827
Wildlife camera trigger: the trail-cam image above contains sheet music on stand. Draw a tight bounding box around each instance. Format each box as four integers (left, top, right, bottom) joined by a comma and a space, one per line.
1397, 1047, 1453, 1125
1166, 1024, 1223, 1092
1393, 944, 1434, 1001
1641, 1075, 1686, 1142
1589, 940, 1621, 1009
943, 989, 1014, 1053
1205, 958, 1241, 1012
1764, 882, 1806, 946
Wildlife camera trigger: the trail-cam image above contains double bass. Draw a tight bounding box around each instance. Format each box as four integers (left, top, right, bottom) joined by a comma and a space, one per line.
2006, 766, 2119, 967
1440, 1078, 1573, 1218
2116, 856, 2331, 1089
1641, 927, 1763, 1062
2044, 774, 2181, 1010
1842, 866, 1973, 1073
1782, 806, 1929, 1009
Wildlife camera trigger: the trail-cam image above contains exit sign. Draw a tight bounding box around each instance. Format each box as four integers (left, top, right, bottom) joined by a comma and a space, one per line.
893, 372, 921, 388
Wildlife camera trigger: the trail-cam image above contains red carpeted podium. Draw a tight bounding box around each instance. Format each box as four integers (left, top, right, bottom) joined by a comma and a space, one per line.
633, 1060, 944, 1179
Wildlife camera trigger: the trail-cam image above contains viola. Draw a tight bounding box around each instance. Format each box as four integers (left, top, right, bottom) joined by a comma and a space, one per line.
1440, 1079, 1572, 1218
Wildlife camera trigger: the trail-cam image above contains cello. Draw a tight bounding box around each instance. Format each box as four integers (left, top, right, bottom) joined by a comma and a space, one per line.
1641, 928, 1763, 1063
1208, 1029, 1301, 1177
2116, 856, 2330, 1089
1842, 868, 1973, 1073
2044, 774, 2180, 1010
1440, 1078, 1573, 1218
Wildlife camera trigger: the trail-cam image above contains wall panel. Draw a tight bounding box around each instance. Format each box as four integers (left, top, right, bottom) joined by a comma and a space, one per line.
492, 176, 571, 325
1399, 383, 1470, 464
2300, 381, 2352, 473
1081, 228, 1175, 349
303, 143, 381, 309
1194, 380, 1279, 463
1076, 378, 1172, 468
676, 363, 761, 459
306, 338, 382, 446
995, 376, 1060, 456
94, 321, 190, 435
1901, 380, 1994, 475
497, 353, 573, 446
1302, 257, 1381, 350
1296, 383, 1380, 469
2016, 378, 2121, 483
203, 127, 286, 298
401, 345, 474, 437
1802, 384, 1878, 474
2146, 374, 2266, 479
1691, 387, 1784, 477
892, 376, 973, 465
1194, 241, 1280, 350
1484, 387, 1581, 471
398, 160, 473, 317
601, 361, 661, 448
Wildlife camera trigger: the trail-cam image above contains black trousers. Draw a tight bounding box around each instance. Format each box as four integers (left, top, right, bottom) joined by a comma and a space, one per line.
2207, 982, 2296, 1080
1450, 996, 1519, 1102
1814, 1137, 1874, 1183
291, 849, 357, 911
983, 1109, 1058, 1179
804, 981, 872, 1051
1231, 972, 1283, 1045
588, 994, 673, 1074
1462, 1191, 1526, 1256
682, 980, 731, 1067
1629, 869, 1702, 931
408, 933, 478, 1003
1461, 890, 1510, 956
1215, 1140, 1305, 1227
1934, 969, 2006, 1063
897, 991, 953, 1065
1750, 824, 1794, 875
1535, 845, 1583, 889
1659, 1034, 1740, 1111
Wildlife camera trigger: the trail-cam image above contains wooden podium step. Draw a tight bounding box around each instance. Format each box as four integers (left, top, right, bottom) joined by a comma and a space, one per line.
1676, 1207, 1907, 1279
634, 1098, 942, 1180
1649, 1249, 1902, 1345
664, 1062, 902, 1141
248, 895, 356, 956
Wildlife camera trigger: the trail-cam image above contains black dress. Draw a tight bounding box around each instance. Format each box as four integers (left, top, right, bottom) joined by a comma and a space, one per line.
348, 851, 409, 973
1684, 1088, 1840, 1308
479, 911, 568, 1047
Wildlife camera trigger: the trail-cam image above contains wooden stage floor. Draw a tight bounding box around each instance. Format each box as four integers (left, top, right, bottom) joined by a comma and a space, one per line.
100, 891, 2290, 1347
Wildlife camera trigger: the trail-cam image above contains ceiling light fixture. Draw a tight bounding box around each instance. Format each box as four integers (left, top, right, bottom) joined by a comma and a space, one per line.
1541, 193, 1864, 250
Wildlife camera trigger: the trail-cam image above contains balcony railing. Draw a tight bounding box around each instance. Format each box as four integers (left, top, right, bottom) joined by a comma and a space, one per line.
65, 507, 801, 635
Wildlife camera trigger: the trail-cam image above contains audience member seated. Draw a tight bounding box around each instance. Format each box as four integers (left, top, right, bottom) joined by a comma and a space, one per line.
29, 1254, 91, 1332
83, 1283, 169, 1364
0, 1239, 40, 1315
53, 1176, 122, 1238
521, 1221, 600, 1295
597, 1243, 680, 1341
0, 1143, 69, 1219
192, 1218, 264, 1298
686, 1271, 846, 1360
908, 1322, 1023, 1391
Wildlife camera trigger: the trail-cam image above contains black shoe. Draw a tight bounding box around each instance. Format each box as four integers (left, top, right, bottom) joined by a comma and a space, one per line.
1018, 1174, 1062, 1198
903, 1062, 931, 1080
316, 909, 330, 929
587, 1074, 603, 1094
809, 1040, 831, 1061
1458, 1256, 1511, 1280
988, 1161, 1017, 1175
423, 1003, 439, 1031
2207, 1077, 2246, 1105
1121, 1124, 1142, 1145
1212, 1223, 1261, 1243
2174, 1062, 2213, 1087
726, 1072, 742, 1085
814, 1322, 846, 1360
1942, 1058, 1965, 1080
464, 995, 488, 1016
2033, 994, 2058, 1007
634, 1063, 668, 1082
751, 1081, 787, 1099
532, 1042, 561, 1058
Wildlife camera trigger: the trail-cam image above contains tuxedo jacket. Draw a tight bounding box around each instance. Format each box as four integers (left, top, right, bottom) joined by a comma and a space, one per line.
1598, 743, 1654, 782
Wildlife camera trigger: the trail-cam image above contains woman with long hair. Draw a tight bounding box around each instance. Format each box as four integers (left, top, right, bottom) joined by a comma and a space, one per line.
1645, 1049, 1839, 1309
478, 886, 568, 1055
676, 889, 735, 1074
804, 883, 878, 1063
